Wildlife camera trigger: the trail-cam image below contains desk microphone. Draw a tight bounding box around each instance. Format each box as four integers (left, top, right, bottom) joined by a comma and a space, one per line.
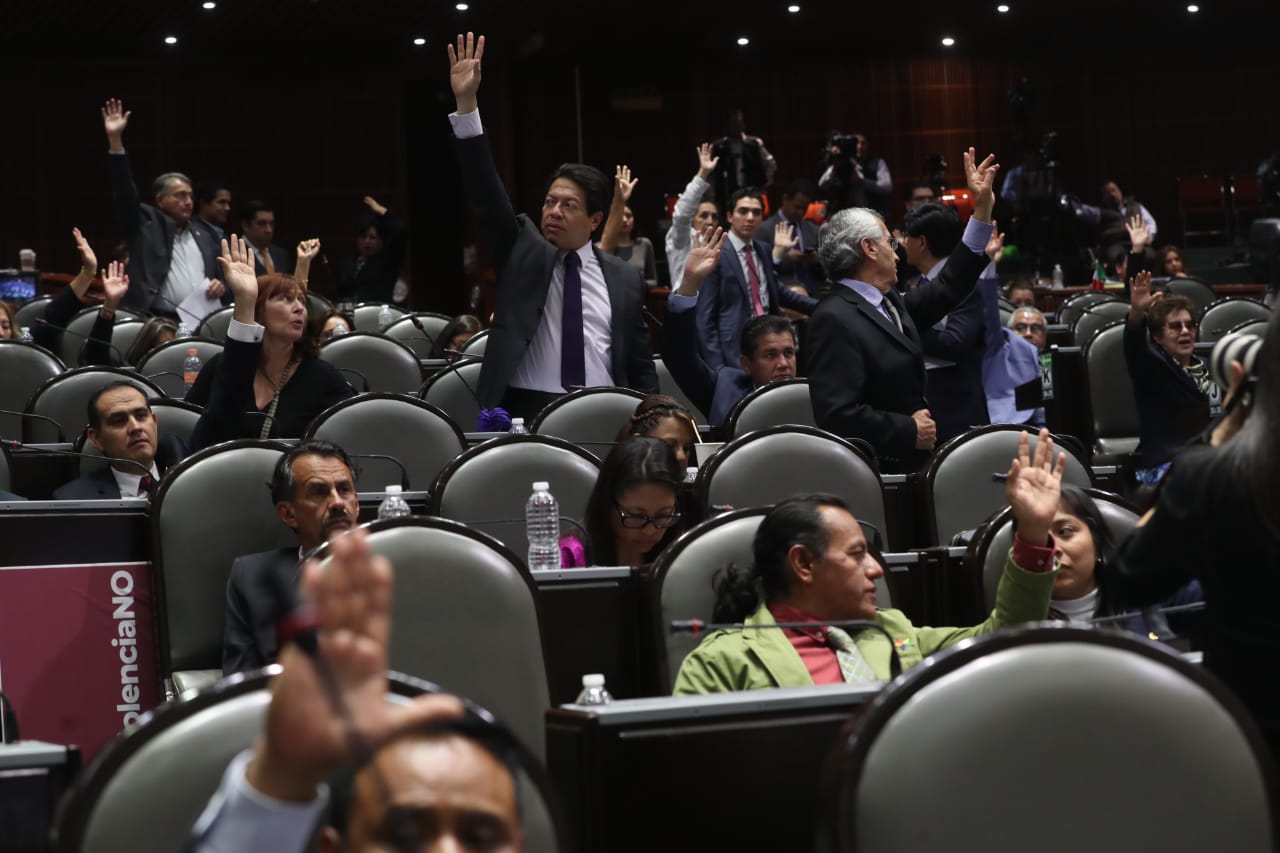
35, 318, 125, 366
426, 354, 488, 429
0, 438, 155, 479
669, 618, 903, 679
350, 452, 411, 491
0, 409, 68, 443
334, 366, 371, 393
642, 306, 664, 329
408, 315, 440, 353
147, 287, 224, 329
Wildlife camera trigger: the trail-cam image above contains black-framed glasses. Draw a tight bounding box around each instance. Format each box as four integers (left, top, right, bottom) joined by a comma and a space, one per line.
1165, 320, 1198, 333
614, 505, 682, 529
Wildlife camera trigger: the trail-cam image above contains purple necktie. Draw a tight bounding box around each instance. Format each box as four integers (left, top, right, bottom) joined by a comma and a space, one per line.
561, 252, 586, 391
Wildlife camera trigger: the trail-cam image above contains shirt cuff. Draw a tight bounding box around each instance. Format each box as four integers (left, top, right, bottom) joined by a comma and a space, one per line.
188, 749, 329, 853
448, 109, 483, 140
227, 318, 265, 343
961, 216, 995, 255
1012, 531, 1056, 573
667, 292, 698, 312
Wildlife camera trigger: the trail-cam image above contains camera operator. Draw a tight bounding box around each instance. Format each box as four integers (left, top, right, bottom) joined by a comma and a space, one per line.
819, 131, 892, 217
710, 109, 777, 213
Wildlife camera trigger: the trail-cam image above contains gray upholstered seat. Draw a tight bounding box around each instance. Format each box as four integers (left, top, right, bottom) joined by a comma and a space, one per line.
925, 424, 1093, 545
699, 425, 887, 537
353, 301, 407, 332
429, 434, 600, 556
320, 332, 423, 394
50, 667, 565, 853
151, 440, 290, 695
13, 295, 55, 332
460, 328, 489, 356
305, 290, 333, 319
1199, 297, 1271, 343
1071, 299, 1130, 346
304, 393, 466, 492
968, 491, 1139, 613
196, 306, 235, 342
821, 626, 1276, 853
109, 319, 145, 365
0, 439, 12, 492
1083, 322, 1141, 459
60, 305, 145, 367
1231, 318, 1271, 338
530, 387, 645, 458
384, 312, 452, 359
74, 399, 203, 476
0, 340, 64, 441
724, 378, 816, 439
1057, 292, 1118, 328
654, 355, 708, 423
318, 517, 552, 759
25, 368, 163, 444
136, 338, 224, 398
1166, 276, 1217, 316
419, 358, 484, 432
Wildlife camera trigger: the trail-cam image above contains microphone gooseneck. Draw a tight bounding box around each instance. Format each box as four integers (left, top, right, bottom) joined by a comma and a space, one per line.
35, 318, 126, 366
0, 408, 68, 443
1, 438, 154, 479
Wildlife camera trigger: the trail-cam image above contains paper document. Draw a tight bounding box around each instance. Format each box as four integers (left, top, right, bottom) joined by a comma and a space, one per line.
177, 284, 223, 330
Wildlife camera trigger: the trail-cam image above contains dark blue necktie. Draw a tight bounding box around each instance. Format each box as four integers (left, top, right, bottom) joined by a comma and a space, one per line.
561, 252, 585, 391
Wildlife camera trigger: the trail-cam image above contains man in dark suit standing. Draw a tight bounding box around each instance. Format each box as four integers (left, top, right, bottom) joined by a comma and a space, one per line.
52, 381, 187, 499
240, 200, 295, 277
222, 440, 359, 674
760, 178, 823, 296
807, 148, 1000, 473
696, 187, 819, 372
709, 109, 777, 214
447, 33, 657, 421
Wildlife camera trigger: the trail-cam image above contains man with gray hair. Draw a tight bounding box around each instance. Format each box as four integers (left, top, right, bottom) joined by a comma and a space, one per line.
807, 148, 1000, 473
101, 98, 224, 312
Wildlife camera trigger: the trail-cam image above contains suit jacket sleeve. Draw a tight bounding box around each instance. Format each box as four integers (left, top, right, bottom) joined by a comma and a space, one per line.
107, 152, 143, 237
222, 559, 263, 675
903, 238, 989, 331
695, 264, 730, 371
920, 288, 984, 359
188, 340, 258, 451
910, 551, 1055, 654
453, 133, 521, 274
775, 278, 819, 315
84, 310, 116, 366
663, 298, 717, 417
807, 302, 918, 457
33, 286, 83, 351
625, 280, 659, 394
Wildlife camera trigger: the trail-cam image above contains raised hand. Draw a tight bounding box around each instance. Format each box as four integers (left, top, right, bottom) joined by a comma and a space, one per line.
772, 221, 799, 263
219, 235, 260, 324
697, 143, 719, 180
1125, 213, 1150, 254
985, 219, 1005, 264
101, 261, 129, 310
447, 32, 485, 113
362, 196, 388, 216
1128, 269, 1159, 320
296, 238, 321, 262
101, 98, 131, 143
246, 530, 464, 801
1005, 428, 1067, 547
71, 227, 98, 276
963, 147, 1000, 222
614, 165, 638, 203
677, 225, 726, 296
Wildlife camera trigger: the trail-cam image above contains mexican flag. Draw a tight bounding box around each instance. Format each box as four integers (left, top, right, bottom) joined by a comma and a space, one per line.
1090, 259, 1107, 291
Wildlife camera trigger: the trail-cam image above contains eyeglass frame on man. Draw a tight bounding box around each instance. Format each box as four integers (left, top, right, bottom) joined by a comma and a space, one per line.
614, 504, 682, 529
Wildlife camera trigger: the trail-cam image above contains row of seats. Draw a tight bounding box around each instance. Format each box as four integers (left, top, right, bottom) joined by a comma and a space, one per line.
1062, 288, 1269, 347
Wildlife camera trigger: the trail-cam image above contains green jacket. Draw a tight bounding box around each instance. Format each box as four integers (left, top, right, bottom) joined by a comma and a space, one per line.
672, 550, 1055, 695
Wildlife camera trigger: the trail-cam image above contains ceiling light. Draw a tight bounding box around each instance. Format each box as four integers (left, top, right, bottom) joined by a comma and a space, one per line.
737, 36, 750, 46
1186, 3, 1199, 10
164, 35, 178, 45
202, 1, 216, 9
787, 4, 801, 11
413, 37, 426, 46
455, 2, 469, 9
941, 36, 955, 46
996, 3, 1010, 11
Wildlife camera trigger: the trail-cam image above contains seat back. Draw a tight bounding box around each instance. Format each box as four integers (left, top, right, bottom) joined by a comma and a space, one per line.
969, 490, 1139, 613
136, 338, 224, 398
0, 340, 64, 440
1057, 292, 1117, 329
1231, 319, 1271, 338
1199, 297, 1271, 343
305, 394, 466, 492
0, 439, 12, 492
1071, 299, 1130, 346
699, 426, 886, 535
1083, 322, 1141, 458
51, 668, 566, 853
321, 518, 552, 758
820, 627, 1277, 853
1166, 277, 1218, 316
419, 358, 484, 432
725, 378, 816, 438
61, 306, 144, 367
460, 328, 489, 356
650, 508, 769, 692
25, 368, 163, 444
353, 301, 407, 332
654, 355, 708, 424
152, 441, 289, 682
430, 435, 600, 556
926, 424, 1093, 545
195, 306, 235, 342
305, 290, 333, 319
109, 319, 146, 365
320, 332, 423, 394
74, 399, 203, 476
530, 386, 645, 458
384, 312, 453, 359
13, 295, 55, 332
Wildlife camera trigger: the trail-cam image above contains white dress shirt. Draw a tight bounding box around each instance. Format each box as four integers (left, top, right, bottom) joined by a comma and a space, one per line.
665, 174, 711, 287
160, 227, 206, 308
110, 461, 162, 498
727, 231, 770, 312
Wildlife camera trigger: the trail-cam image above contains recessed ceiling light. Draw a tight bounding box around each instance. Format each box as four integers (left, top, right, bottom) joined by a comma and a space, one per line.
1186, 3, 1199, 10
737, 36, 750, 45
413, 37, 426, 46
455, 2, 469, 9
996, 3, 1010, 11
164, 35, 178, 45
787, 4, 801, 11
941, 36, 955, 46
202, 1, 216, 9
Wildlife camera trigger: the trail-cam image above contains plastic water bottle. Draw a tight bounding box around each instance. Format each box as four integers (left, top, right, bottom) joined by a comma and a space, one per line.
176, 321, 192, 338
182, 348, 201, 391
509, 417, 528, 435
575, 673, 613, 705
684, 466, 698, 484
526, 481, 561, 572
377, 303, 395, 331
377, 484, 411, 520
19, 326, 33, 343
331, 322, 349, 337
1051, 264, 1064, 289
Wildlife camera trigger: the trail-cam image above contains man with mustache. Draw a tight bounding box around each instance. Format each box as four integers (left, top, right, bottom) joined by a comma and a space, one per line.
222, 440, 360, 674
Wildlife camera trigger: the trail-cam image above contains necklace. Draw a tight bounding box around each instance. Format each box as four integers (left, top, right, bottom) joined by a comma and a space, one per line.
257, 354, 298, 439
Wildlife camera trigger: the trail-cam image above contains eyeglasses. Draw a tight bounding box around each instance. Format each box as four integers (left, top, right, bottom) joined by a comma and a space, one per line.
1165, 320, 1199, 332
614, 505, 682, 529
883, 234, 899, 250
542, 196, 584, 215
1013, 323, 1046, 334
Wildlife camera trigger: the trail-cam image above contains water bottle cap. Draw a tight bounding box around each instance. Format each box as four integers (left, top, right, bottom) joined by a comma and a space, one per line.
187, 348, 198, 355
532, 481, 549, 491
686, 467, 698, 476
511, 417, 525, 425
385, 484, 403, 494
581, 673, 605, 687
